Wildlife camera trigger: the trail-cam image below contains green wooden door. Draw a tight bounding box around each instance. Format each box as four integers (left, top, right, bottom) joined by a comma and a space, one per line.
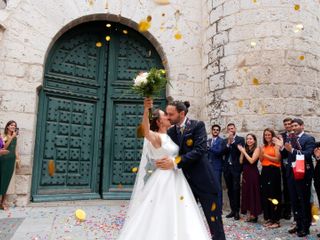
32, 21, 165, 202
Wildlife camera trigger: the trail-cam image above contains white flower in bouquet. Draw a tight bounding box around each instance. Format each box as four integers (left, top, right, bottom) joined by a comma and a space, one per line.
134, 72, 149, 87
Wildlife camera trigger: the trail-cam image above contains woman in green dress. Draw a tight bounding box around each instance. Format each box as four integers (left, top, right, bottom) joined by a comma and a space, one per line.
0, 120, 20, 210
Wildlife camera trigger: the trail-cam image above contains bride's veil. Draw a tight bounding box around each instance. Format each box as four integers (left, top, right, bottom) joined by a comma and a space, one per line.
120, 138, 151, 229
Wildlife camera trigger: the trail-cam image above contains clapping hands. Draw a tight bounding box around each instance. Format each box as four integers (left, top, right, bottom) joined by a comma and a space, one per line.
237, 144, 245, 153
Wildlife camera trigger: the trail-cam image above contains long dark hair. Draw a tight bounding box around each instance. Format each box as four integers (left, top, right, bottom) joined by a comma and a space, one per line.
4, 120, 17, 135
245, 133, 257, 153
263, 128, 276, 146
149, 109, 161, 132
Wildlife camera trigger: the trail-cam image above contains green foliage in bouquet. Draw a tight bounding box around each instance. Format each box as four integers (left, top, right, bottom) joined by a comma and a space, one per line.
132, 68, 168, 97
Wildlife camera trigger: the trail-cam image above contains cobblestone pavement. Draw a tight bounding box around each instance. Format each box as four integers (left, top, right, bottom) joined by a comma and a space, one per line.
0, 200, 319, 240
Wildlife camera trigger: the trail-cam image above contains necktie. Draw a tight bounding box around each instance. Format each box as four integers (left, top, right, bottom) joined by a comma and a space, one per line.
177, 126, 184, 142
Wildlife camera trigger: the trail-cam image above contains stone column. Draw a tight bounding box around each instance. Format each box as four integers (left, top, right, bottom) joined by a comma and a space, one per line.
204, 0, 320, 138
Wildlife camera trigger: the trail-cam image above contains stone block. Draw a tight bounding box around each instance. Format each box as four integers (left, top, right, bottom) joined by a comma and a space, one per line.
209, 5, 223, 24
254, 21, 282, 38
223, 0, 240, 16
4, 61, 26, 77
15, 175, 31, 194
209, 73, 225, 91
218, 14, 236, 31
212, 30, 229, 48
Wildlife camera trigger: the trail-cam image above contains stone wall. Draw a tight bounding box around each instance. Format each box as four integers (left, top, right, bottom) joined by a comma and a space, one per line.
0, 0, 203, 206
204, 0, 320, 140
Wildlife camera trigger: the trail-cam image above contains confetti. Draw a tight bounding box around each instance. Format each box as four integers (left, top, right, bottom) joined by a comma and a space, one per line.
154, 0, 170, 4
106, 23, 112, 28
268, 198, 279, 205
138, 20, 151, 32
105, 36, 111, 41
96, 42, 102, 47
293, 23, 304, 33
211, 202, 217, 211
123, 30, 128, 34
48, 159, 55, 177
180, 196, 184, 201
252, 78, 259, 85
238, 100, 244, 108
294, 4, 300, 11
147, 15, 152, 22
87, 0, 95, 6
211, 216, 216, 222
75, 209, 86, 222
252, 0, 257, 3
250, 41, 257, 47
299, 55, 305, 61
174, 32, 182, 40
131, 167, 138, 173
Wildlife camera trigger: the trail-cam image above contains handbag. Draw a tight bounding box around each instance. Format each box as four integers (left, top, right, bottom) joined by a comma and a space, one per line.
292, 150, 305, 180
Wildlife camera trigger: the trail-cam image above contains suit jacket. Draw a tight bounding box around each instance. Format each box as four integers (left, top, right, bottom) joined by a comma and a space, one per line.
284, 133, 315, 179
207, 136, 225, 171
223, 135, 245, 173
167, 118, 219, 194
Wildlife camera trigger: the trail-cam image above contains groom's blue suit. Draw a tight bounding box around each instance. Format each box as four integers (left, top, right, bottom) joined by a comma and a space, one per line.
168, 118, 226, 240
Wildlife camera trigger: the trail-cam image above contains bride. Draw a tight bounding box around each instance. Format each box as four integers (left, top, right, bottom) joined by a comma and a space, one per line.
117, 98, 210, 240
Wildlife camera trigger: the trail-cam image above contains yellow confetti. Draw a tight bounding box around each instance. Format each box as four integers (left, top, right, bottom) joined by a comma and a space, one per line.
186, 139, 193, 146
75, 209, 86, 222
123, 30, 128, 34
106, 23, 112, 28
147, 170, 153, 174
211, 216, 216, 222
314, 215, 320, 221
105, 36, 111, 41
154, 0, 170, 4
299, 55, 305, 61
250, 41, 257, 47
252, 78, 259, 85
132, 167, 138, 173
48, 160, 55, 177
294, 4, 300, 11
252, 0, 257, 3
268, 198, 279, 205
138, 20, 151, 32
96, 42, 102, 47
175, 156, 182, 164
294, 23, 304, 33
211, 202, 217, 211
147, 15, 152, 22
180, 196, 184, 201
174, 32, 182, 40
238, 100, 244, 108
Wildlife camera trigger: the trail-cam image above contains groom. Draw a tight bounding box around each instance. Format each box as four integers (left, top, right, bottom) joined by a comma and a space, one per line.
156, 100, 226, 240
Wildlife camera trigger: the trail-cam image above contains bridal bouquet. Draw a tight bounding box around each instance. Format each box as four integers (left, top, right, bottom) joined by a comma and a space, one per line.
132, 68, 167, 97
132, 68, 168, 138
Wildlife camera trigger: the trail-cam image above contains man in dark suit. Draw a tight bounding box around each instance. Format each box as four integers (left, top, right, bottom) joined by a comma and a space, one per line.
223, 123, 245, 220
156, 100, 226, 240
207, 124, 225, 212
275, 118, 315, 237
279, 117, 293, 220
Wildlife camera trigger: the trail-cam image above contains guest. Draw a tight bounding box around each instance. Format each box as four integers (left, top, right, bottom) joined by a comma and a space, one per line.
223, 123, 245, 220
312, 142, 320, 237
260, 128, 281, 229
0, 120, 20, 210
238, 134, 262, 222
274, 119, 315, 237
207, 124, 225, 210
279, 117, 293, 220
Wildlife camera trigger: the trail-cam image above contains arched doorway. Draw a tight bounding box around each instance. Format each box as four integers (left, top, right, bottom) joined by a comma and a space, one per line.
31, 21, 165, 202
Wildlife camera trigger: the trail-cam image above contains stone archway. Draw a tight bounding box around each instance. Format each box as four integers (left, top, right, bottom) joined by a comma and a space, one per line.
31, 20, 166, 202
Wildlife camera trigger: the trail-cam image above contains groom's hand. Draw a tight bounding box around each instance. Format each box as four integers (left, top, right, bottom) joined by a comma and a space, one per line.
156, 156, 174, 170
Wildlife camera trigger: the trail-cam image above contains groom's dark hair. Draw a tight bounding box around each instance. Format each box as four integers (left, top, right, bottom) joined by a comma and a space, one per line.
168, 101, 190, 115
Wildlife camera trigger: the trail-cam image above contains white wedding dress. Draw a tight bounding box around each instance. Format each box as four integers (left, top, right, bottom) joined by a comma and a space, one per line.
117, 133, 211, 240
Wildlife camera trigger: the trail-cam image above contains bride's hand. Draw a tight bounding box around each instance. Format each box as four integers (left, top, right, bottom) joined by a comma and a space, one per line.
144, 98, 153, 110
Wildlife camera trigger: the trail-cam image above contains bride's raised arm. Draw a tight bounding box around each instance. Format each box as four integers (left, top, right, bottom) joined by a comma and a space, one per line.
142, 98, 161, 148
